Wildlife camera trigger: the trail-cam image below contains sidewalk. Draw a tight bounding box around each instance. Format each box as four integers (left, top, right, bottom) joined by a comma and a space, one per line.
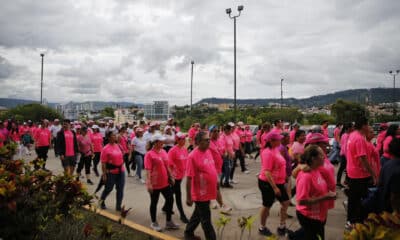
39, 151, 346, 240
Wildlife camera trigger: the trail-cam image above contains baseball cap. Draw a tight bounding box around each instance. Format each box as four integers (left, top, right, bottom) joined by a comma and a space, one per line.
176, 132, 187, 139
305, 133, 329, 145
265, 132, 284, 142
151, 133, 166, 142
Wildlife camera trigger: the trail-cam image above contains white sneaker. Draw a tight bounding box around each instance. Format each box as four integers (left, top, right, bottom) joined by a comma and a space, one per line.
128, 172, 134, 177
150, 222, 162, 232
139, 178, 146, 184
220, 204, 232, 214
165, 220, 180, 230
230, 179, 239, 184
211, 202, 219, 209
243, 170, 250, 174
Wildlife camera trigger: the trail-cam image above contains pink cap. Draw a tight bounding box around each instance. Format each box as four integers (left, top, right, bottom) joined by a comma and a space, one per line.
176, 132, 187, 139
305, 133, 329, 145
265, 132, 283, 142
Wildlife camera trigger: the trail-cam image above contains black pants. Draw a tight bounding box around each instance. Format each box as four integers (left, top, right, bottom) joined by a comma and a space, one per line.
36, 146, 49, 169
230, 149, 245, 179
172, 179, 186, 218
347, 177, 372, 223
296, 211, 325, 240
77, 155, 92, 175
150, 186, 173, 222
336, 155, 347, 184
123, 153, 130, 174
93, 152, 100, 172
185, 201, 216, 240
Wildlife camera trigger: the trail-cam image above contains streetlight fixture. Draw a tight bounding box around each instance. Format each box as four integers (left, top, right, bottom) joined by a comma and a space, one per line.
190, 60, 194, 112
281, 78, 284, 108
40, 53, 45, 105
226, 5, 244, 122
389, 70, 400, 116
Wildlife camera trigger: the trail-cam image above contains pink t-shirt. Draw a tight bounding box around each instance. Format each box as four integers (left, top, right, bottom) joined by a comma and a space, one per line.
260, 132, 269, 150
10, 131, 21, 142
296, 169, 329, 221
144, 149, 169, 190
245, 130, 253, 142
256, 130, 262, 146
322, 127, 329, 137
209, 139, 223, 174
35, 128, 51, 147
340, 133, 349, 156
231, 132, 240, 150
319, 158, 335, 209
188, 127, 198, 145
119, 135, 129, 154
271, 127, 282, 134
64, 130, 75, 157
382, 136, 393, 159
186, 148, 218, 201
100, 144, 125, 174
77, 135, 92, 156
91, 133, 103, 153
289, 130, 296, 144
346, 131, 370, 179
334, 127, 341, 142
367, 141, 381, 179
219, 133, 234, 157
168, 145, 188, 180
291, 142, 305, 157
235, 129, 246, 143
375, 131, 386, 154
259, 147, 286, 184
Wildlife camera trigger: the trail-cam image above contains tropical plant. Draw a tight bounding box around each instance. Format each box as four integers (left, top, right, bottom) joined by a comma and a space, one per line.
215, 213, 231, 240
237, 215, 256, 240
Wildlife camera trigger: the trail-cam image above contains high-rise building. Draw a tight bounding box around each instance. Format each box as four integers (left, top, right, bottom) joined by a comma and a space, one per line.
144, 101, 170, 120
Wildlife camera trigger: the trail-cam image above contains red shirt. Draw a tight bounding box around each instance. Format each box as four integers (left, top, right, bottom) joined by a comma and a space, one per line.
375, 130, 386, 154
119, 135, 129, 154
367, 141, 381, 179
35, 128, 51, 147
186, 148, 218, 201
244, 130, 253, 142
346, 131, 370, 179
90, 133, 103, 153
145, 149, 169, 190
209, 139, 223, 174
219, 133, 234, 157
101, 144, 125, 174
188, 127, 198, 145
64, 130, 75, 157
231, 132, 240, 150
168, 145, 188, 180
296, 169, 329, 221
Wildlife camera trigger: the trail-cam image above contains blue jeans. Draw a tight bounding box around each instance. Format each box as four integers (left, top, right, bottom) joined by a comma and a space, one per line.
135, 154, 144, 179
328, 140, 340, 163
101, 171, 125, 209
220, 157, 232, 185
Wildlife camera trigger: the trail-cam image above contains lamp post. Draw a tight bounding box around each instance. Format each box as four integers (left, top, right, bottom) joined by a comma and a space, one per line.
40, 53, 45, 104
389, 70, 400, 116
226, 5, 244, 122
190, 60, 194, 112
281, 78, 284, 109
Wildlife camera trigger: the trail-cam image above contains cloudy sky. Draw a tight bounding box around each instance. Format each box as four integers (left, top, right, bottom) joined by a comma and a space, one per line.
1, 0, 399, 105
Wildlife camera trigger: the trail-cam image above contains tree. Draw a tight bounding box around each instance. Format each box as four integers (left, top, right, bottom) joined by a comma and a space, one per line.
0, 104, 63, 122
101, 107, 115, 118
304, 113, 335, 125
331, 99, 369, 123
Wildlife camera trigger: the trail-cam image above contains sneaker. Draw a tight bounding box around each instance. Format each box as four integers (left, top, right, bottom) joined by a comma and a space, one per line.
139, 178, 146, 184
100, 202, 107, 210
211, 202, 219, 209
150, 222, 162, 232
277, 226, 290, 236
116, 206, 121, 211
243, 170, 250, 174
287, 213, 294, 219
184, 234, 201, 240
165, 221, 180, 230
259, 227, 272, 236
230, 179, 239, 184
87, 179, 94, 185
128, 172, 134, 177
344, 221, 354, 231
222, 183, 234, 188
220, 204, 232, 215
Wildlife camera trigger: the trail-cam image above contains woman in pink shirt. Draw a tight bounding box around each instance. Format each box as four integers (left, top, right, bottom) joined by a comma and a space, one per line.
34, 120, 52, 170
380, 124, 399, 167
366, 126, 381, 179
90, 125, 103, 177
100, 131, 125, 211
168, 132, 189, 223
145, 133, 179, 232
219, 124, 234, 188
336, 122, 353, 188
295, 145, 336, 240
76, 126, 94, 184
290, 130, 306, 166
258, 132, 290, 237
244, 125, 253, 158
117, 127, 131, 176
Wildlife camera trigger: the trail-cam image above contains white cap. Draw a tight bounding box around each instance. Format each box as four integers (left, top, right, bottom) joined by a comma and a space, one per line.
176, 132, 187, 139
92, 125, 99, 129
151, 133, 166, 142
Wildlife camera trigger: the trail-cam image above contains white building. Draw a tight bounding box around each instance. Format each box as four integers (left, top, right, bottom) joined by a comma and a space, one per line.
144, 101, 170, 120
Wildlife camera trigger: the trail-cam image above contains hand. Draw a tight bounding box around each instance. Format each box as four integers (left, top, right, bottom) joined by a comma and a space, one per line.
60, 155, 65, 161
326, 191, 337, 200
273, 187, 281, 197
102, 173, 107, 182
372, 176, 377, 186
186, 198, 193, 207
300, 164, 311, 172
169, 177, 175, 186
147, 185, 153, 194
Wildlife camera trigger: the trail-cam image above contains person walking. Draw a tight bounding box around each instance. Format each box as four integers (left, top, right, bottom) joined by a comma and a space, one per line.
184, 131, 218, 240
55, 119, 79, 175
131, 128, 146, 183
76, 126, 94, 184
34, 119, 52, 170
90, 125, 103, 177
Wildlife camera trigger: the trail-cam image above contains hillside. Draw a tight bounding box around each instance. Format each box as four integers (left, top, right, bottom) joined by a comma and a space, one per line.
197, 88, 400, 108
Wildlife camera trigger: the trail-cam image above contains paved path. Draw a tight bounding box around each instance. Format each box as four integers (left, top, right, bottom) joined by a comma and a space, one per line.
32, 150, 346, 240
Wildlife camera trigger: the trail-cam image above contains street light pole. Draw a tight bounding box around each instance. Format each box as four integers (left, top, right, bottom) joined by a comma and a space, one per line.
190, 60, 194, 112
40, 53, 44, 104
281, 78, 284, 109
389, 70, 400, 116
226, 5, 243, 122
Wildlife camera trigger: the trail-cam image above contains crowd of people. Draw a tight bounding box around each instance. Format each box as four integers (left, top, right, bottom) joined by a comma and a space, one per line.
1, 116, 399, 240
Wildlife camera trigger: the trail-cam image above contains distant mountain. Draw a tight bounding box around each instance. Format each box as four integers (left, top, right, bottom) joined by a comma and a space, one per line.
197, 88, 400, 108
0, 99, 141, 110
